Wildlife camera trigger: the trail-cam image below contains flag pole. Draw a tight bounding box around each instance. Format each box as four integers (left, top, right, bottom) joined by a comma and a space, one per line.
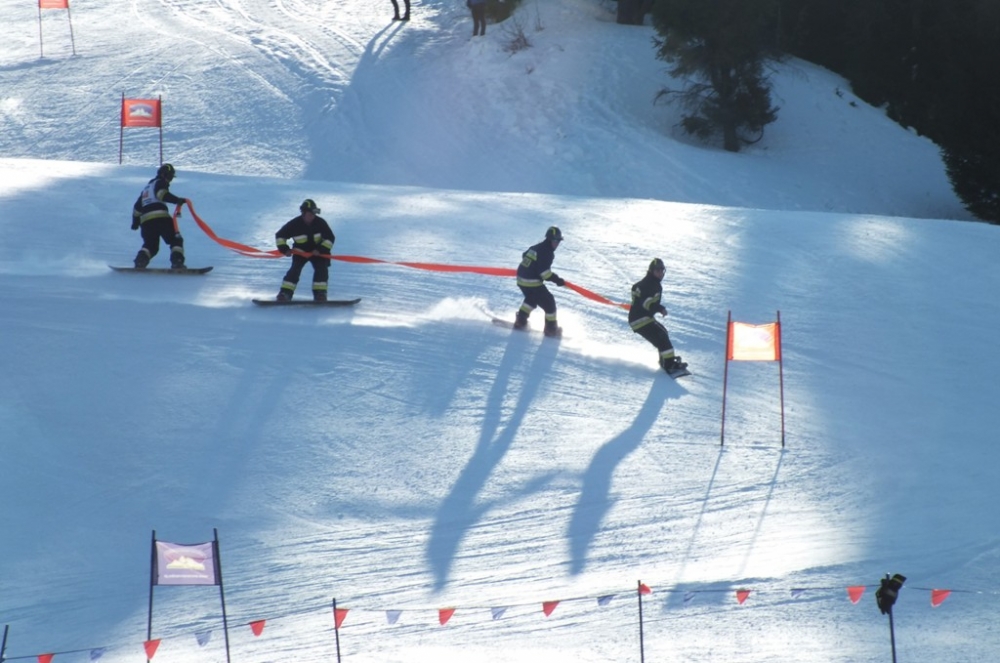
720, 310, 732, 446
332, 598, 343, 663
214, 528, 232, 663
37, 2, 44, 58
777, 310, 785, 447
119, 92, 125, 164
637, 581, 646, 663
158, 95, 163, 165
65, 0, 76, 55
147, 530, 156, 663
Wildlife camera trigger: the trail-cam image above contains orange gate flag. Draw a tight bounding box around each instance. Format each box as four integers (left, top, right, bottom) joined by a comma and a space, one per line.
727, 320, 781, 361
122, 97, 162, 128
120, 94, 164, 164
37, 0, 76, 57
720, 311, 786, 447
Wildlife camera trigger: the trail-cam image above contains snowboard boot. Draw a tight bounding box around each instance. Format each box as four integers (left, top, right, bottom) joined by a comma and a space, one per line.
660, 356, 687, 373
170, 251, 186, 270
512, 310, 529, 330
313, 291, 328, 302
276, 289, 293, 302
543, 320, 563, 338
134, 249, 151, 269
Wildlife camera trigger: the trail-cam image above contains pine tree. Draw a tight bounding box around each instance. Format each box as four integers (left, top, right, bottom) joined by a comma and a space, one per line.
651, 0, 780, 152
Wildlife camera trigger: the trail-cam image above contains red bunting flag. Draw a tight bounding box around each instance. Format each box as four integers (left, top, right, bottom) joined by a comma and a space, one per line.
249, 620, 266, 636
143, 640, 161, 659
542, 601, 560, 616
38, 654, 54, 663
334, 608, 349, 629
735, 590, 751, 605
931, 589, 951, 607
847, 586, 866, 604
439, 608, 456, 625
639, 583, 652, 595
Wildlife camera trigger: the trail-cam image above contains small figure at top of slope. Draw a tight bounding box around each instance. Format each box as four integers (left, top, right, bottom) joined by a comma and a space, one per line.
468, 0, 487, 36
629, 258, 688, 377
390, 0, 410, 21
273, 199, 336, 302
512, 226, 566, 338
131, 163, 189, 269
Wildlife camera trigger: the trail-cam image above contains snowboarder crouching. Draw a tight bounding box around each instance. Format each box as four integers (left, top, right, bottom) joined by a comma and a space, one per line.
629, 258, 686, 373
274, 199, 336, 301
132, 163, 188, 269
513, 226, 566, 337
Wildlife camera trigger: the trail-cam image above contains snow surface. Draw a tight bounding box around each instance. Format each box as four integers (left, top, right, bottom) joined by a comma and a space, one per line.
2, 0, 999, 661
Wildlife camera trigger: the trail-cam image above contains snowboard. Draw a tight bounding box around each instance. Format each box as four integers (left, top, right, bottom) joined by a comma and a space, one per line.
110, 265, 213, 275
488, 314, 563, 338
252, 298, 361, 307
665, 365, 691, 379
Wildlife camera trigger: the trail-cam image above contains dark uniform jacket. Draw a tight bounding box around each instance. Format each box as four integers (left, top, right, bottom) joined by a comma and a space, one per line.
275, 216, 336, 254
516, 240, 560, 287
629, 272, 666, 330
133, 176, 185, 226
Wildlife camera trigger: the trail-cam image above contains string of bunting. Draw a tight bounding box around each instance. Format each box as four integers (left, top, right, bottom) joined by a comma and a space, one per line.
175, 201, 630, 310
1, 582, 972, 662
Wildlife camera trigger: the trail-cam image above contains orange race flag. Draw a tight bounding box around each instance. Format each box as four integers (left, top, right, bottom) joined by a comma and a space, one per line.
120, 94, 164, 164
37, 0, 76, 57
720, 311, 786, 447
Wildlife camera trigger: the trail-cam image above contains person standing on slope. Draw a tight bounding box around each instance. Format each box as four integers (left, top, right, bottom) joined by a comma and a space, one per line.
468, 0, 486, 36
131, 163, 188, 269
274, 199, 336, 301
391, 0, 410, 21
513, 226, 566, 337
629, 258, 686, 373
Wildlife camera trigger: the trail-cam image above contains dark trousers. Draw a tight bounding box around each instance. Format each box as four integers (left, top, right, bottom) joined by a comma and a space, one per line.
470, 3, 486, 35
518, 284, 556, 315
282, 254, 330, 291
139, 217, 183, 263
391, 0, 410, 18
634, 320, 674, 354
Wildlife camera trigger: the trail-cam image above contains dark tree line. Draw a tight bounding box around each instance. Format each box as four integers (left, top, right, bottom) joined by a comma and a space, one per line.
777, 0, 1000, 222
651, 0, 1000, 222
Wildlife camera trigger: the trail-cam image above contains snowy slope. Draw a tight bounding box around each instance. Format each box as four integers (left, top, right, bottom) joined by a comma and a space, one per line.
1, 0, 968, 219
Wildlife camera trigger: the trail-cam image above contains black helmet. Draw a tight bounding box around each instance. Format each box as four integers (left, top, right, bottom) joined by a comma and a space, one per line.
545, 226, 563, 242
648, 258, 665, 273
300, 198, 321, 214
157, 163, 175, 181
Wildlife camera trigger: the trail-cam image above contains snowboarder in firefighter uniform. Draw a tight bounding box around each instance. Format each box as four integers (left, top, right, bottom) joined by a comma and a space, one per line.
132, 163, 188, 269
629, 258, 687, 373
513, 226, 566, 337
274, 199, 336, 301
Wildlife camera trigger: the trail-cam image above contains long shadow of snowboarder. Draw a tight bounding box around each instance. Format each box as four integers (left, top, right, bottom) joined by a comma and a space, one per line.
567, 377, 674, 575
427, 336, 560, 591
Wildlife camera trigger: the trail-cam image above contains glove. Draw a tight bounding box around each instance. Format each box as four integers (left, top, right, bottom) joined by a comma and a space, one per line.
657, 305, 667, 316
131, 218, 140, 231
279, 245, 292, 257
550, 274, 566, 287
175, 198, 187, 206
